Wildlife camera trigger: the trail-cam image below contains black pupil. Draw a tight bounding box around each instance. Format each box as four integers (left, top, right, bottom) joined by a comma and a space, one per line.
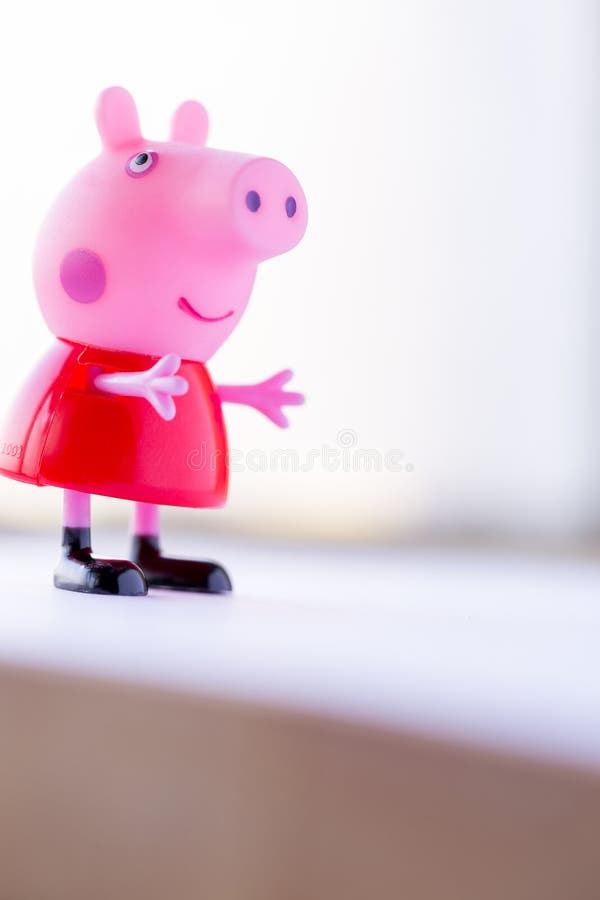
135, 153, 149, 166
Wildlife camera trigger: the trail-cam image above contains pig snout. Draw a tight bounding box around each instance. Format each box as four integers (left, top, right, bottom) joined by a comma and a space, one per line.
231, 157, 307, 260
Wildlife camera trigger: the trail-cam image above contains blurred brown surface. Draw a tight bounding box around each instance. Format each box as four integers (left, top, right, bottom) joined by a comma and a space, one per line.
0, 663, 599, 900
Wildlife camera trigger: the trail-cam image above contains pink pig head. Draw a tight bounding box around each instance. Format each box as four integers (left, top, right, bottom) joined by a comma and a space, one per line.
33, 87, 308, 361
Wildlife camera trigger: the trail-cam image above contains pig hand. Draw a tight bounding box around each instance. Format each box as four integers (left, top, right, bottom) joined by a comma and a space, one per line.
94, 353, 189, 421
218, 370, 304, 428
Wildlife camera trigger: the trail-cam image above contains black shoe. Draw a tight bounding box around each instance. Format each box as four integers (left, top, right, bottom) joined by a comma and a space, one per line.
54, 527, 148, 596
131, 535, 232, 593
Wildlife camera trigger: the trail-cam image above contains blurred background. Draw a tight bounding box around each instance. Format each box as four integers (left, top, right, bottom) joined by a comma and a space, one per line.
0, 0, 598, 549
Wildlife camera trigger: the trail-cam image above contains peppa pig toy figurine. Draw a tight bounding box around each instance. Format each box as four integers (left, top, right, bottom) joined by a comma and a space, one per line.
0, 87, 307, 596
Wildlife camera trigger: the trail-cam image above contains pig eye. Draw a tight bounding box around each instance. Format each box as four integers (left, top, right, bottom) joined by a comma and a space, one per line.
126, 150, 158, 178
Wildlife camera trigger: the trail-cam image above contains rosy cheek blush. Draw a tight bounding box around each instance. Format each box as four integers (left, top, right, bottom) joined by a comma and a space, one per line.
59, 248, 106, 303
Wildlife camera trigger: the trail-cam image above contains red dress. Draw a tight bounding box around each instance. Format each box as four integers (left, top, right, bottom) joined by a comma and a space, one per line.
0, 339, 228, 507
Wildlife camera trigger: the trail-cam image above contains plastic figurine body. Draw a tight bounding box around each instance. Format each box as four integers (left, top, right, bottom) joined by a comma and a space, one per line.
0, 87, 307, 595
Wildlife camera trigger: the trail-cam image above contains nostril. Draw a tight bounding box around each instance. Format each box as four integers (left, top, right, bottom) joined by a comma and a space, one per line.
246, 190, 261, 212
285, 196, 297, 218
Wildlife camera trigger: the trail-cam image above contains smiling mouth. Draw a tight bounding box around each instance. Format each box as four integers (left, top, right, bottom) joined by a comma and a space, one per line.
177, 296, 234, 323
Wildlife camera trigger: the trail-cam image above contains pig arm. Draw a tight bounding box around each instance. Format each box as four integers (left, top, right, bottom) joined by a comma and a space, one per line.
217, 369, 304, 428
93, 353, 188, 421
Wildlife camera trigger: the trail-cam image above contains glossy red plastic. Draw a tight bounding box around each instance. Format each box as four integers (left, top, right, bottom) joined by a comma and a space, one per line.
0, 339, 228, 508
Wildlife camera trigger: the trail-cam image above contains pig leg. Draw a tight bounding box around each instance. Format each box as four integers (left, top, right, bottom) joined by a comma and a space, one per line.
130, 502, 232, 593
54, 489, 147, 596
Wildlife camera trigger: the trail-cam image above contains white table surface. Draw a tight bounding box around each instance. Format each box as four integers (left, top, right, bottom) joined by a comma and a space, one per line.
1, 529, 600, 769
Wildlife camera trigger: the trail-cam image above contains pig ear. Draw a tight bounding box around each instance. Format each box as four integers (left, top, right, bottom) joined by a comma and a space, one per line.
171, 100, 209, 147
95, 87, 142, 150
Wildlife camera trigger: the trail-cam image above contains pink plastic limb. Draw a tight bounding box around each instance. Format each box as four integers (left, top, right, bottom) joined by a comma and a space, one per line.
131, 502, 160, 537
63, 489, 91, 529
217, 369, 304, 428
94, 354, 188, 421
